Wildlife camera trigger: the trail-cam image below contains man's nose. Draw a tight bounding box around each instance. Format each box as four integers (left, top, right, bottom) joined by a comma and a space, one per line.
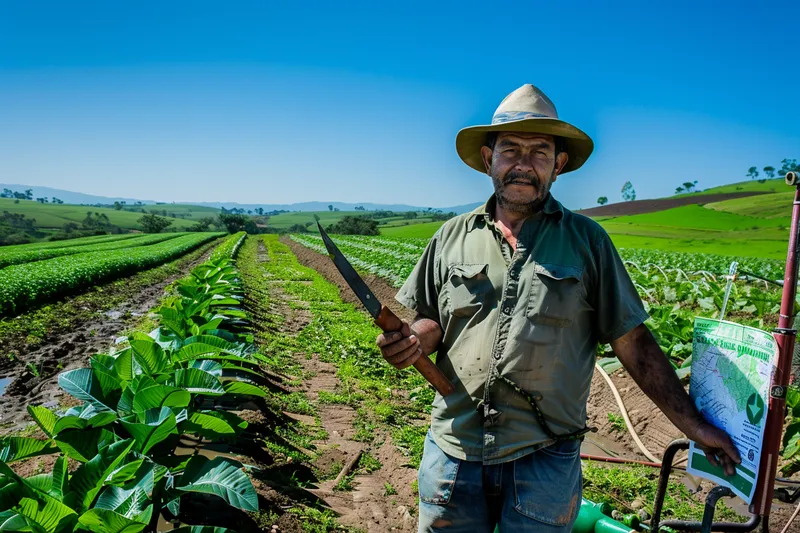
514, 153, 537, 172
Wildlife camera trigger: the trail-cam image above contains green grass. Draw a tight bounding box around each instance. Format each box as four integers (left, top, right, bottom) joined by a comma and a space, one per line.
604, 204, 789, 231
674, 178, 786, 197
380, 221, 445, 238
267, 210, 362, 229
609, 234, 788, 260
706, 191, 794, 219
0, 198, 196, 230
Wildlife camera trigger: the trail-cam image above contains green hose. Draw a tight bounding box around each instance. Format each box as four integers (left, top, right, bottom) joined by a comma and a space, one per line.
491, 498, 637, 532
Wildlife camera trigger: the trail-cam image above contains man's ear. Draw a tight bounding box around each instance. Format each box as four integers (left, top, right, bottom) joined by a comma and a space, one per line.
480, 145, 493, 175
554, 152, 569, 177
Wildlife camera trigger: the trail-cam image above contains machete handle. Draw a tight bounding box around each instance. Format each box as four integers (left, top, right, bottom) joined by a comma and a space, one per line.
375, 306, 456, 397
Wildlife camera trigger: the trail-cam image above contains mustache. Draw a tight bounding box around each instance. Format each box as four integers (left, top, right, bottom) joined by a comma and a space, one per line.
502, 171, 538, 186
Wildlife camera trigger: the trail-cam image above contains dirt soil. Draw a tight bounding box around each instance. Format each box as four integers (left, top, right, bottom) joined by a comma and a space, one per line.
0, 242, 218, 433
263, 239, 418, 532
285, 238, 800, 531
575, 191, 766, 218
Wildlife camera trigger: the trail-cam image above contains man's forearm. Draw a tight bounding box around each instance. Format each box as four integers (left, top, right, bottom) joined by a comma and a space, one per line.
410, 314, 443, 357
611, 324, 705, 439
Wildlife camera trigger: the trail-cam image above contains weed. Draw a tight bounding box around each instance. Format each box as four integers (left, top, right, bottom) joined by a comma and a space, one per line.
26, 362, 40, 377
333, 473, 355, 492
607, 412, 626, 433
358, 452, 382, 474
383, 482, 397, 496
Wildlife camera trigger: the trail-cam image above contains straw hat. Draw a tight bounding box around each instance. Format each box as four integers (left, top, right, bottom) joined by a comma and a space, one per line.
456, 84, 594, 174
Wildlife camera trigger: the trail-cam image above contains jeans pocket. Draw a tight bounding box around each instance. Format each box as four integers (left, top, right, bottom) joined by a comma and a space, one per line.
513, 442, 582, 526
418, 433, 461, 505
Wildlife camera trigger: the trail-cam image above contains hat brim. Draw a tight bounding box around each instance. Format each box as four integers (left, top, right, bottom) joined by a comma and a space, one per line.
455, 117, 594, 174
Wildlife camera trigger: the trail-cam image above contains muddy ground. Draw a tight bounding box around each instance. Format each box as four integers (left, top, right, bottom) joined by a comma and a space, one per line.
575, 191, 766, 218
0, 241, 219, 432
284, 237, 800, 531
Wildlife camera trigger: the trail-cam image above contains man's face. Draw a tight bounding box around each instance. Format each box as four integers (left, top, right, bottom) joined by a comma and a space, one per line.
480, 132, 569, 216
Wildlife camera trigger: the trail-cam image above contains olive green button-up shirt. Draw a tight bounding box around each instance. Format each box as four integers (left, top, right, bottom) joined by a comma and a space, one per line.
395, 194, 648, 465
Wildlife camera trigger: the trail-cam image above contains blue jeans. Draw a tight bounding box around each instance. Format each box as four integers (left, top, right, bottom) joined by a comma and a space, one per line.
417, 432, 582, 532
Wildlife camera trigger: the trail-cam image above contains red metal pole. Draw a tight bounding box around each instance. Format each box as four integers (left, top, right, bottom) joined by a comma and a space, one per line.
751, 175, 800, 520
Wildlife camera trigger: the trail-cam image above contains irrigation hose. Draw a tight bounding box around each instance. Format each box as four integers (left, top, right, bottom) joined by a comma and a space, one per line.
779, 499, 800, 533
595, 363, 661, 464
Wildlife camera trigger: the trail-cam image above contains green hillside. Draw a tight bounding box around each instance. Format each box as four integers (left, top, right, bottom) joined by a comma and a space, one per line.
381, 221, 446, 238
267, 210, 361, 229
680, 178, 786, 196
0, 199, 196, 230
705, 191, 793, 218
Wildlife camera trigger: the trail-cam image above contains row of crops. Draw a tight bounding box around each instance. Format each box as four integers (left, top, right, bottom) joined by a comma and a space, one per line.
0, 232, 264, 533
0, 234, 195, 269
290, 234, 787, 372
0, 232, 225, 316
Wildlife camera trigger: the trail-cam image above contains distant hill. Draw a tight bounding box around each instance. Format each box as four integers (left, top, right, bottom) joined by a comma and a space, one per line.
0, 184, 483, 214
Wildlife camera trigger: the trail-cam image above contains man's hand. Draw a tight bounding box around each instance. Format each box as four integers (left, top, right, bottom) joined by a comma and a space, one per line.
690, 422, 742, 477
612, 324, 741, 477
376, 322, 423, 370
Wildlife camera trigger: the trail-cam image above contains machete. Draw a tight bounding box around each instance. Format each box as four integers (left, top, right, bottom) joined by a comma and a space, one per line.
316, 222, 455, 397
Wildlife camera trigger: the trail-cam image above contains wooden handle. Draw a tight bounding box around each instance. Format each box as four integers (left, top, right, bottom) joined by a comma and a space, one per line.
375, 306, 456, 397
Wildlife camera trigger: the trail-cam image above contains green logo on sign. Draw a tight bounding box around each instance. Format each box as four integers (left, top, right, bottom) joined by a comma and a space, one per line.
746, 393, 765, 425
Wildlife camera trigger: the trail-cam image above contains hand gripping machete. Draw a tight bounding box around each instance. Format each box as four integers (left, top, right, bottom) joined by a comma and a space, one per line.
316, 223, 455, 397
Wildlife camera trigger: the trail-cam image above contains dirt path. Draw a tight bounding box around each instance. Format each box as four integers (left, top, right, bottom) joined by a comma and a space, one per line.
0, 240, 220, 432
255, 238, 418, 532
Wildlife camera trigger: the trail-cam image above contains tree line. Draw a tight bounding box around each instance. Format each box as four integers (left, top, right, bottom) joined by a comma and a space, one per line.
747, 159, 799, 182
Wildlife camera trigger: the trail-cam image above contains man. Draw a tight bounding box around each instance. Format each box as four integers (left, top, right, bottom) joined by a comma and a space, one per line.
376, 84, 741, 532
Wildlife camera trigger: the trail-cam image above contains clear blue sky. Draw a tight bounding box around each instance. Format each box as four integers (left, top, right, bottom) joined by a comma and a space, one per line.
1, 1, 798, 209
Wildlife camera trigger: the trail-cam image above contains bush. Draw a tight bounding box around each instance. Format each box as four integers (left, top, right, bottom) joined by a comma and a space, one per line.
327, 215, 379, 235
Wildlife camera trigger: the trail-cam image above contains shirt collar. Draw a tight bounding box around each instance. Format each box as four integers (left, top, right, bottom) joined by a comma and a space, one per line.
465, 193, 565, 232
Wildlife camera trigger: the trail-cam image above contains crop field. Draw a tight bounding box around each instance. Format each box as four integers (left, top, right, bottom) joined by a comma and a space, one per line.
0, 199, 198, 231
1, 225, 799, 531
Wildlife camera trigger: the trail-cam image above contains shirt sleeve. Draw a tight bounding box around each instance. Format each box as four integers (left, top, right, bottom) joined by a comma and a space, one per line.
591, 233, 649, 343
395, 230, 443, 323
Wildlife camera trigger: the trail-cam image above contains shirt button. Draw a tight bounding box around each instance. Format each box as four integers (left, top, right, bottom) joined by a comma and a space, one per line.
503, 306, 512, 314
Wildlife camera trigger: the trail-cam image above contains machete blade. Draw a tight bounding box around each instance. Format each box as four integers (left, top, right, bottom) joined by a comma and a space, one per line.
316, 222, 383, 319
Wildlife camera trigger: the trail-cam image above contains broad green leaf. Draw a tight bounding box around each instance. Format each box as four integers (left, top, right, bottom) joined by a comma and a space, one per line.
119, 408, 177, 455
105, 457, 144, 487
0, 510, 28, 531
23, 475, 52, 494
0, 438, 58, 464
26, 406, 56, 439
129, 339, 168, 376
221, 381, 266, 398
189, 360, 223, 377
158, 307, 188, 339
131, 385, 190, 414
54, 429, 103, 463
58, 369, 115, 414
0, 464, 77, 533
783, 421, 800, 459
91, 356, 123, 398
94, 486, 149, 518
116, 376, 158, 417
171, 369, 224, 396
70, 439, 135, 512
49, 457, 68, 501
175, 456, 257, 511
181, 411, 247, 439
77, 508, 150, 533
15, 496, 77, 533
113, 348, 142, 383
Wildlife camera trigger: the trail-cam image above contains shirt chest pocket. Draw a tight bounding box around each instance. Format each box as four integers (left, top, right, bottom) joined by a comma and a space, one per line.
445, 263, 494, 318
526, 263, 584, 328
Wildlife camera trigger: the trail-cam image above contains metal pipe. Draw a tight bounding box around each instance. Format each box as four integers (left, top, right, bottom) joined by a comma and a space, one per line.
660, 513, 761, 532
752, 181, 800, 518
650, 439, 689, 532
702, 486, 734, 533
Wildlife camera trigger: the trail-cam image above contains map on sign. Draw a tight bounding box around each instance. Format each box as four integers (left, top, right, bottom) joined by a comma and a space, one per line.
687, 317, 777, 504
